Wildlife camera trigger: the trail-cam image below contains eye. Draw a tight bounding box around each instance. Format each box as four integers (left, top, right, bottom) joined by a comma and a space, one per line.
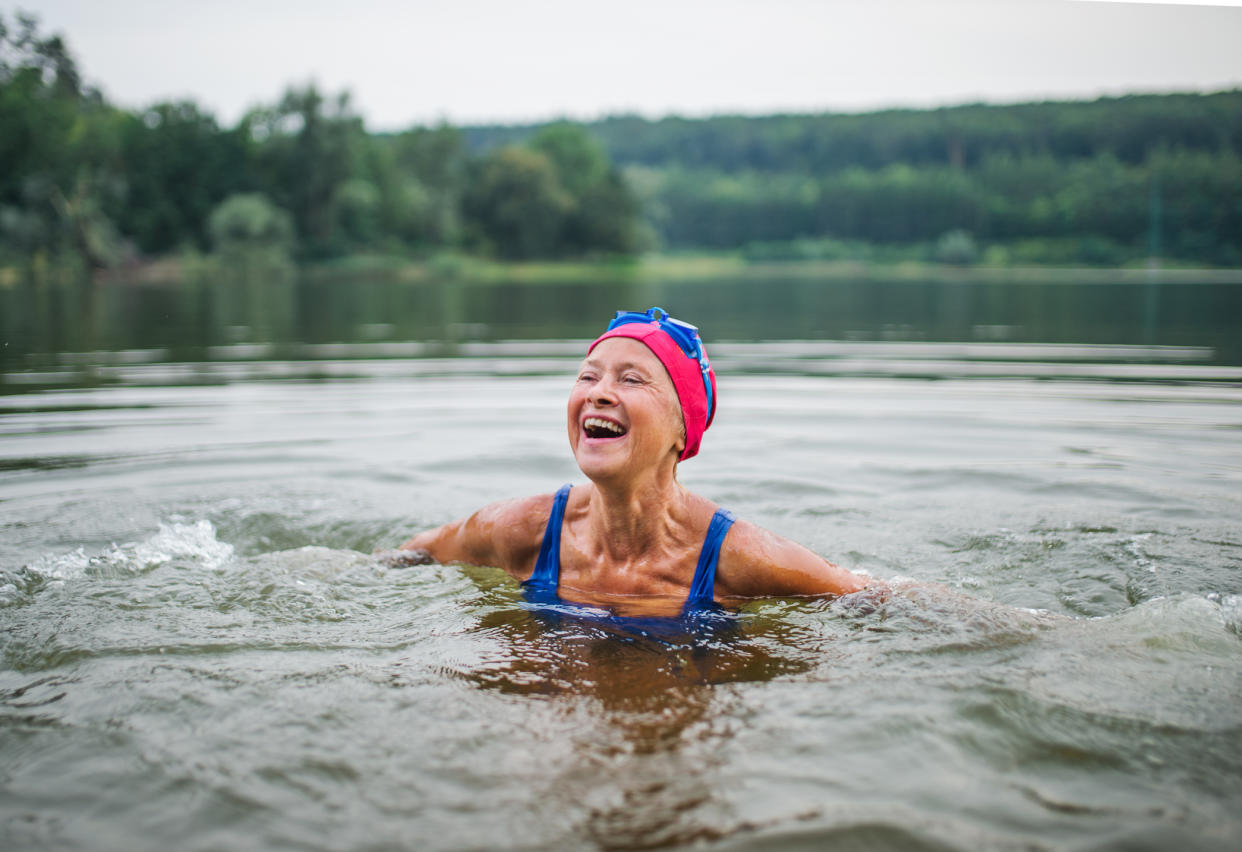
622, 373, 645, 385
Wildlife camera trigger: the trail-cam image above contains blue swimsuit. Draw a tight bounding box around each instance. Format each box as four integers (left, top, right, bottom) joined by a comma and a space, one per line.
522, 484, 736, 616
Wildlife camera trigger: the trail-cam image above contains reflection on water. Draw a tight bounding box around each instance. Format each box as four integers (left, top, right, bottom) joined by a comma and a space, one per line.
4, 270, 1242, 382
8, 518, 1237, 850
2, 294, 1241, 849
465, 600, 812, 697
459, 603, 813, 849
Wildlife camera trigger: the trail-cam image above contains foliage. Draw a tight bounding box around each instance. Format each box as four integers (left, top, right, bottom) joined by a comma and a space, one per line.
242, 85, 363, 258
461, 125, 641, 258
2, 12, 1240, 269
207, 192, 296, 283
208, 193, 294, 251
471, 92, 1242, 266
933, 230, 979, 266
462, 146, 572, 259
0, 11, 121, 270
528, 124, 641, 255
115, 101, 253, 254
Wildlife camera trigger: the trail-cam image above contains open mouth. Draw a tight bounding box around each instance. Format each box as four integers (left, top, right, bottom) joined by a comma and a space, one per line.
583, 416, 627, 439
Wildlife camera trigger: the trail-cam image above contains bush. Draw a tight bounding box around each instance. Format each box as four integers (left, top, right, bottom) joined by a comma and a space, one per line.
208, 193, 295, 251
933, 230, 979, 265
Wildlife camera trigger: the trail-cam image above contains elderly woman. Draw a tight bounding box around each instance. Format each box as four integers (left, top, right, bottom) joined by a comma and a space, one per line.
395, 307, 881, 617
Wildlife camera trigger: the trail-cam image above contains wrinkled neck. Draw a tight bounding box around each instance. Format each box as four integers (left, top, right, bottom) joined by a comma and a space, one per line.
584, 466, 688, 562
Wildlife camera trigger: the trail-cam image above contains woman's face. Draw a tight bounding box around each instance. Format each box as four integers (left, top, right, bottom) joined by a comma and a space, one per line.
568, 337, 685, 482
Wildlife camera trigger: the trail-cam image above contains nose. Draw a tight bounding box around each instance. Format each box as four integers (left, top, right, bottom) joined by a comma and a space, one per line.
590, 375, 618, 406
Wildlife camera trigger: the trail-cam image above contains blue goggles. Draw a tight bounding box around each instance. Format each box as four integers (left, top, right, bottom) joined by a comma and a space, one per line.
606, 307, 715, 422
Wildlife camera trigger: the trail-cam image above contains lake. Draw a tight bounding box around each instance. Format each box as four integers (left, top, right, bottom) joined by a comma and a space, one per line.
2, 269, 1241, 850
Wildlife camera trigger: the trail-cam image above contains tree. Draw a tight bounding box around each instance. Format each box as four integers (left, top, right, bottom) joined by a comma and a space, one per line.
530, 123, 610, 198
208, 192, 294, 251
243, 85, 363, 257
462, 147, 572, 259
0, 12, 122, 270
933, 230, 979, 265
116, 101, 253, 254
527, 124, 641, 254
385, 124, 470, 248
207, 192, 295, 283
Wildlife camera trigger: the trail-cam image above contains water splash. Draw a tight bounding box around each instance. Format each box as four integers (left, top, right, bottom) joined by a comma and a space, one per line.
16, 520, 234, 583
95, 519, 236, 576
2, 521, 235, 608
1211, 592, 1242, 637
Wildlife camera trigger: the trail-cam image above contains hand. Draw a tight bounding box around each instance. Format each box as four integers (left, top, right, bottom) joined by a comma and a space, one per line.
373, 548, 436, 568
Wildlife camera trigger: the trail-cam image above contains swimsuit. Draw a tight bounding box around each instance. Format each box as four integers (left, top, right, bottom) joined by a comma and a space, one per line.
522, 484, 736, 616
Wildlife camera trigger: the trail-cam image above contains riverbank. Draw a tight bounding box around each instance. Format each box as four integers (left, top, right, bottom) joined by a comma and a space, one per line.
106, 252, 1242, 287
6, 251, 1242, 291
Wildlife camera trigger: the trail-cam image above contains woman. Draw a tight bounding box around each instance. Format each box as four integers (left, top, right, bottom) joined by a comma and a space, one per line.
392, 307, 882, 618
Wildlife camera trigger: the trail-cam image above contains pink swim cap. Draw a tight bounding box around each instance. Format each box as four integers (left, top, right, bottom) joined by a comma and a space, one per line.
588, 308, 717, 461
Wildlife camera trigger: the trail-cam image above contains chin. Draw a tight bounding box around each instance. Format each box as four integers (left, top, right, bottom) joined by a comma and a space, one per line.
575, 438, 645, 477
573, 448, 626, 481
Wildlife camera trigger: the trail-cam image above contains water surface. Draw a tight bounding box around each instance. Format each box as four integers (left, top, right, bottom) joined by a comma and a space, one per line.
2, 271, 1241, 849
3, 355, 1240, 850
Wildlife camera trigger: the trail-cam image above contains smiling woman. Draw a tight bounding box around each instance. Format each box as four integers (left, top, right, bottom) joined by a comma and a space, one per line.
386, 308, 877, 617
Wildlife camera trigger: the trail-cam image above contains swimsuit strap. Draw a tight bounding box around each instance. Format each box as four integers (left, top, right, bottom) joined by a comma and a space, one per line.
524, 484, 571, 594
684, 508, 736, 611
524, 486, 734, 613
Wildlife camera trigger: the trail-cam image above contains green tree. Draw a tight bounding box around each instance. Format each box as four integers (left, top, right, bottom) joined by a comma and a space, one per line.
0, 12, 122, 270
462, 147, 572, 259
529, 123, 610, 198
386, 124, 469, 247
208, 192, 294, 251
933, 230, 979, 265
571, 170, 642, 254
207, 192, 295, 280
333, 177, 382, 248
529, 124, 640, 254
116, 101, 254, 254
243, 85, 363, 257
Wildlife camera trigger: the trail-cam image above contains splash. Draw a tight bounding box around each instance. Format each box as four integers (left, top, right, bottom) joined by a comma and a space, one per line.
7, 520, 235, 600
95, 519, 235, 575
1212, 593, 1242, 637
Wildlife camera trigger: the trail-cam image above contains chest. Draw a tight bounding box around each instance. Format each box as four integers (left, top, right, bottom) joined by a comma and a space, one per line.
555, 535, 701, 600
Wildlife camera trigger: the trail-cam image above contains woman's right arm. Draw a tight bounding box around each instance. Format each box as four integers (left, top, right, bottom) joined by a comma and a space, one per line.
383, 493, 553, 578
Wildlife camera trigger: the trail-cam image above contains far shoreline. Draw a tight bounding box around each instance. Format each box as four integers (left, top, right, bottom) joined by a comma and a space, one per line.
7, 252, 1242, 290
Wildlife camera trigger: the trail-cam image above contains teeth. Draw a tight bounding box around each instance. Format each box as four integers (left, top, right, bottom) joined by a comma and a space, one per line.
584, 417, 625, 435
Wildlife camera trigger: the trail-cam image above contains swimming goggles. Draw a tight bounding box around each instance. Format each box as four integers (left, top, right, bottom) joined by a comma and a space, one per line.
606, 307, 715, 422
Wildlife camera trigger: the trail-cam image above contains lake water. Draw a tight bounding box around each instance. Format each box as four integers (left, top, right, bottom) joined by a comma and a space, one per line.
2, 271, 1241, 850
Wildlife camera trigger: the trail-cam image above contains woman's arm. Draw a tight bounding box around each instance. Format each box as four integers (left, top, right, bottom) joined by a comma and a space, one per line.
716, 519, 884, 600
381, 493, 553, 579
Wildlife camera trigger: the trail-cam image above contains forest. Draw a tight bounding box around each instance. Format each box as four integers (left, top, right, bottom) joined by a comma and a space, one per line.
3, 11, 1240, 278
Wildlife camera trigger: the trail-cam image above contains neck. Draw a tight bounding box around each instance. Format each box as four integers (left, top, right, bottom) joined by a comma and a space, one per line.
584, 463, 686, 561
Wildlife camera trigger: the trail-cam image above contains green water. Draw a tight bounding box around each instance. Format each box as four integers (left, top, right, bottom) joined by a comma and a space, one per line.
2, 269, 1241, 850
3, 269, 1241, 380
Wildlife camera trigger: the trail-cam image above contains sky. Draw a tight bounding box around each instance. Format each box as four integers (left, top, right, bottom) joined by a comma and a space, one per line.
14, 0, 1242, 130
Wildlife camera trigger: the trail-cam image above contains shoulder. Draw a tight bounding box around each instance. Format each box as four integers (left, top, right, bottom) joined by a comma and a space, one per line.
471, 492, 558, 575
470, 492, 556, 532
401, 491, 559, 579
715, 517, 872, 600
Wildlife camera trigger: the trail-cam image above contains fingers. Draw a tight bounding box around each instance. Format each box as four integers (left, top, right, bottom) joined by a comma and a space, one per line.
373, 548, 436, 568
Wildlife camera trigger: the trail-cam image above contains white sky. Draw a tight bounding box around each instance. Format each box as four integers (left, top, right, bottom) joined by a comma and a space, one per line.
15, 0, 1242, 130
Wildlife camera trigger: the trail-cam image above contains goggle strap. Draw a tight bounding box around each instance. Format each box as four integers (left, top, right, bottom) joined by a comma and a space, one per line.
606, 307, 715, 423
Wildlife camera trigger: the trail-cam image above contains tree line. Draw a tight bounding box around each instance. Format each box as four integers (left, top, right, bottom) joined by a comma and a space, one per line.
469, 93, 1242, 266
3, 12, 1239, 274
0, 13, 640, 273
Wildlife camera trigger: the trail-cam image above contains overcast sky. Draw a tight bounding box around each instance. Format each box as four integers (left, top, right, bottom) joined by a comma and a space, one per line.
16, 0, 1242, 129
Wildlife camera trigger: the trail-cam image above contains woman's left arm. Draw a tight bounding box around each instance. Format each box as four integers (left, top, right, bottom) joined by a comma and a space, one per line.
716, 519, 883, 599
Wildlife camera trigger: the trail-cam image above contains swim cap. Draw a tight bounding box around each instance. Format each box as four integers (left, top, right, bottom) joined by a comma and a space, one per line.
588, 307, 717, 461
